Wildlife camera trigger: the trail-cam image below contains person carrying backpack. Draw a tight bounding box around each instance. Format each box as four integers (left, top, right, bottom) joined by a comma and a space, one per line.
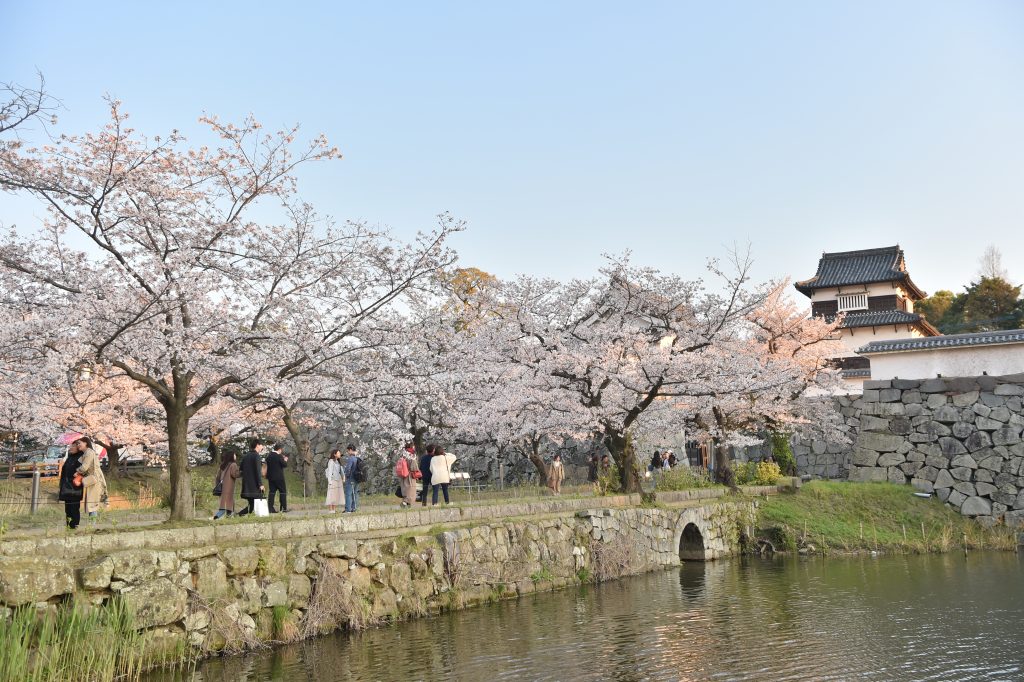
342, 444, 364, 513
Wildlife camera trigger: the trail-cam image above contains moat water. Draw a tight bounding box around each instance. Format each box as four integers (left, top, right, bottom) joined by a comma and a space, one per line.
159, 552, 1024, 681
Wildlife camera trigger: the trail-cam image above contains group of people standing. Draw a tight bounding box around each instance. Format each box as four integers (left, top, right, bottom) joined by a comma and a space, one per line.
325, 444, 367, 513
214, 438, 290, 519
57, 436, 108, 530
649, 450, 680, 472
393, 442, 458, 507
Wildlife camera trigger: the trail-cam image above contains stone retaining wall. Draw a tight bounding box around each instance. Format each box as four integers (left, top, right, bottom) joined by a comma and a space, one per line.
791, 395, 859, 479
0, 493, 764, 663
847, 373, 1024, 526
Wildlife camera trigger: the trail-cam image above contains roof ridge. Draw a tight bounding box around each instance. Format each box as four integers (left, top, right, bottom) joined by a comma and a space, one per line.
820, 245, 901, 259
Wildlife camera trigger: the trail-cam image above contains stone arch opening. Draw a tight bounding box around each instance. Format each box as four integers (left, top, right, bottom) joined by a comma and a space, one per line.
678, 522, 706, 561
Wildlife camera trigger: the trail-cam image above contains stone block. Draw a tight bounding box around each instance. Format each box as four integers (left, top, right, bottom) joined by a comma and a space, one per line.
975, 482, 999, 497
905, 403, 925, 417
892, 379, 921, 390
193, 558, 228, 600
110, 550, 178, 584
951, 422, 975, 439
862, 389, 880, 403
903, 390, 922, 404
976, 417, 1003, 431
877, 452, 905, 467
920, 378, 947, 394
223, 547, 260, 576
973, 403, 992, 418
960, 496, 992, 517
938, 437, 967, 457
933, 469, 955, 488
989, 406, 1012, 423
965, 431, 992, 452
857, 432, 905, 453
121, 578, 187, 629
993, 427, 1022, 446
952, 391, 980, 407
889, 417, 913, 435
936, 487, 951, 502
911, 478, 934, 494
78, 556, 114, 591
0, 557, 75, 606
926, 394, 948, 409
863, 380, 892, 390
933, 406, 960, 423
879, 388, 902, 403
950, 467, 973, 481
980, 393, 1005, 408
899, 461, 924, 476
887, 467, 907, 484
949, 454, 978, 469
860, 415, 889, 432
263, 581, 288, 608
851, 449, 880, 467
948, 490, 968, 508
952, 481, 976, 497
994, 383, 1024, 396
978, 455, 1004, 472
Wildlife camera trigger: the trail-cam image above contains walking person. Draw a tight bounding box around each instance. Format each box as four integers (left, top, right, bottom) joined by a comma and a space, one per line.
395, 442, 418, 507
76, 437, 107, 522
342, 444, 363, 513
587, 454, 599, 484
213, 452, 241, 519
419, 444, 435, 506
58, 440, 85, 530
265, 443, 289, 513
238, 438, 265, 516
324, 448, 344, 513
547, 453, 565, 494
429, 446, 457, 506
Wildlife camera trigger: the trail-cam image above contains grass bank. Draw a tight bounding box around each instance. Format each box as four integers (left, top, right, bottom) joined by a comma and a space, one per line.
757, 481, 1018, 554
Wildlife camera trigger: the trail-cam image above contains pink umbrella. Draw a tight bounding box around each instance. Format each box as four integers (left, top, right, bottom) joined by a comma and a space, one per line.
53, 432, 107, 458
55, 432, 82, 445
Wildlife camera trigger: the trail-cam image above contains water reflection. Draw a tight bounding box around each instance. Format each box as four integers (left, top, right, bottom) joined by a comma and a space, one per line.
156, 553, 1023, 682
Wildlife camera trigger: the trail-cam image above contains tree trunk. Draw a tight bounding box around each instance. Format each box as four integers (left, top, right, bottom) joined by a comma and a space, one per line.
165, 402, 194, 521
606, 429, 642, 493
711, 407, 737, 489
713, 443, 736, 488
282, 408, 315, 497
106, 443, 121, 479
527, 441, 549, 485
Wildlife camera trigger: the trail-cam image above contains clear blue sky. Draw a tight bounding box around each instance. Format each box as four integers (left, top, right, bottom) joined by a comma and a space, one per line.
3, 1, 1023, 295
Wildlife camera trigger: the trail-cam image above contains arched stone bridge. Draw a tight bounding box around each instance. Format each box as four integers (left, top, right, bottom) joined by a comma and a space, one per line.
578, 499, 758, 566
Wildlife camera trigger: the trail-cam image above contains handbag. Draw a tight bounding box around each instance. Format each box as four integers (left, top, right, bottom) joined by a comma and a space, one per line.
72, 472, 84, 488
213, 470, 224, 496
413, 469, 422, 480
253, 497, 270, 517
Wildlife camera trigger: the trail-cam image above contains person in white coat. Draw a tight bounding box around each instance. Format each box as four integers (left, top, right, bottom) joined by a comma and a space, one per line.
324, 448, 345, 512
428, 446, 457, 506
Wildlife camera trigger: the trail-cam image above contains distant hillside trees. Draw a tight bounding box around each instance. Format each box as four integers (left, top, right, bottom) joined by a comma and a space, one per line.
917, 247, 1023, 333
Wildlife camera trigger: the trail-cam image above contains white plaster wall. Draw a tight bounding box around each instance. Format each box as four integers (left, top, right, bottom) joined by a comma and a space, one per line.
867, 344, 1024, 380
836, 325, 920, 356
807, 282, 914, 310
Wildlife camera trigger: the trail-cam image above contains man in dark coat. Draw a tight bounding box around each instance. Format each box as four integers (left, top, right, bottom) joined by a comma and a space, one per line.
58, 441, 85, 529
238, 437, 265, 516
265, 443, 288, 513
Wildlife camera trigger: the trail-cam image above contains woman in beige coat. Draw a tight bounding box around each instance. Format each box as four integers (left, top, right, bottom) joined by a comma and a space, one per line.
214, 452, 242, 519
75, 437, 107, 518
547, 454, 565, 494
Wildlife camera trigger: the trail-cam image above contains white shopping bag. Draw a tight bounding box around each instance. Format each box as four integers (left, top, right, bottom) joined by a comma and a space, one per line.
253, 498, 270, 517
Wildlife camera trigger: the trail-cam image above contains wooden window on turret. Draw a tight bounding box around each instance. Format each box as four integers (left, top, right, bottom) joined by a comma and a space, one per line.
837, 293, 868, 312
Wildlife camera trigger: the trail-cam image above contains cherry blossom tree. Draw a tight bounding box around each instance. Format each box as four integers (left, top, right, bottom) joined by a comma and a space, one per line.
465, 252, 770, 493
0, 99, 458, 519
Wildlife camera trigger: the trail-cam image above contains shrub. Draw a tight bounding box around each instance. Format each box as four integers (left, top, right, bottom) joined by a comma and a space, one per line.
654, 465, 715, 491
595, 462, 622, 496
734, 460, 782, 486
754, 460, 782, 485
769, 431, 797, 476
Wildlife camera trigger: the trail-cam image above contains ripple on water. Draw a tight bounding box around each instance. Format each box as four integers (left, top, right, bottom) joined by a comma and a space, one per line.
152, 552, 1023, 682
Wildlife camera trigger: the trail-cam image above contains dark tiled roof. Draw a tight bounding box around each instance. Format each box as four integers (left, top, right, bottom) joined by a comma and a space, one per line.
795, 245, 926, 299
839, 310, 923, 328
858, 329, 1024, 354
